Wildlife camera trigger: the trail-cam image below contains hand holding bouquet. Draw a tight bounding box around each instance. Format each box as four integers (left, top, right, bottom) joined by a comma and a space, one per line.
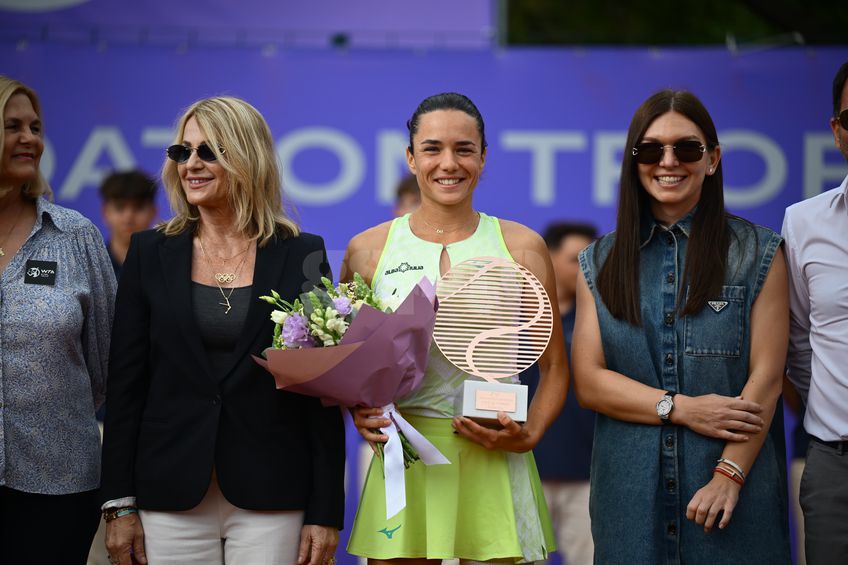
254, 275, 448, 519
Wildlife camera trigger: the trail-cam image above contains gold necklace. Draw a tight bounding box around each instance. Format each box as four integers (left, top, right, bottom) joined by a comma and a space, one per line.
0, 202, 25, 257
417, 211, 480, 235
198, 236, 250, 314
198, 237, 249, 284
213, 245, 250, 263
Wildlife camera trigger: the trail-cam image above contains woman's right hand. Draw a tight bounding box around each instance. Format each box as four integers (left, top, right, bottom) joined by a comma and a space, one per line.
105, 513, 147, 565
351, 406, 390, 451
671, 394, 764, 441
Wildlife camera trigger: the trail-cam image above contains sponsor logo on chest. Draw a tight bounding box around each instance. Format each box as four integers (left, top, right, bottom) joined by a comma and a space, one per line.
384, 261, 424, 276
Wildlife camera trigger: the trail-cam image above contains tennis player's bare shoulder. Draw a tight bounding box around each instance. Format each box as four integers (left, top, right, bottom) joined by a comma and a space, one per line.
342, 220, 393, 284
498, 219, 550, 280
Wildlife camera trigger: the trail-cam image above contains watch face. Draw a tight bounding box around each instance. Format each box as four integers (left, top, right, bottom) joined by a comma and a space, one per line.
657, 398, 672, 416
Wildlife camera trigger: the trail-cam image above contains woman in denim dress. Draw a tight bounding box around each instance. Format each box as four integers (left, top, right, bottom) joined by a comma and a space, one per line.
572, 90, 791, 564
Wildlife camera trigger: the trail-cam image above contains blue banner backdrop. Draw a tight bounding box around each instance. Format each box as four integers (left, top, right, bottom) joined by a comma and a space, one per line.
4, 45, 848, 268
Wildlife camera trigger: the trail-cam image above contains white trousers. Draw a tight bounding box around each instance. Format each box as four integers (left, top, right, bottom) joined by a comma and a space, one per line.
139, 475, 303, 565
541, 481, 593, 565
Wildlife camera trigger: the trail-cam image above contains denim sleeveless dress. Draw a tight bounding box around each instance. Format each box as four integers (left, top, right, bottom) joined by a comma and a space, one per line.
578, 212, 791, 565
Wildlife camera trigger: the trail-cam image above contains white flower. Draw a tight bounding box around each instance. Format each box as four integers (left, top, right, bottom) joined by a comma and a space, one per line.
270, 310, 289, 325
326, 318, 349, 335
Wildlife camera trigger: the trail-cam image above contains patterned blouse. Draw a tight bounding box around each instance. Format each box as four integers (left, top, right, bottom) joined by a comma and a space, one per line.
0, 198, 116, 494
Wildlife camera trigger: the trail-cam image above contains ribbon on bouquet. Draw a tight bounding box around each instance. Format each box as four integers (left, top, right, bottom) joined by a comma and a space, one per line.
380, 403, 450, 520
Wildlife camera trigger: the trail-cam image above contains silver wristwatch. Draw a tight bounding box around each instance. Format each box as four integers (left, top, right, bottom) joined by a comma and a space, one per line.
656, 391, 677, 421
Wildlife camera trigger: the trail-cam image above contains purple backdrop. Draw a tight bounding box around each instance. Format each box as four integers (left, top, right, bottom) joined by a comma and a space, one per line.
3, 44, 847, 267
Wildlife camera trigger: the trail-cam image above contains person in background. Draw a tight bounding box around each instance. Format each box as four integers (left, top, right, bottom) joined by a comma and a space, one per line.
523, 222, 597, 565
0, 75, 116, 565
392, 173, 420, 217
99, 169, 158, 277
783, 60, 848, 565
572, 89, 790, 564
99, 96, 344, 565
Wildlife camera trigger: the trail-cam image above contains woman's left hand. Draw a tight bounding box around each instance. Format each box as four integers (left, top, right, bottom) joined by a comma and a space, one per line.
451, 412, 537, 452
297, 524, 338, 565
685, 474, 741, 532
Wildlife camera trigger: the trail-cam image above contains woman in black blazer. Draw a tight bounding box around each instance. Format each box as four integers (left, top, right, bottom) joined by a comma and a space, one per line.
100, 96, 344, 565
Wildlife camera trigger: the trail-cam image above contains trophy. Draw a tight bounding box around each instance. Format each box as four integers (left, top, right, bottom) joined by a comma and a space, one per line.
433, 256, 553, 426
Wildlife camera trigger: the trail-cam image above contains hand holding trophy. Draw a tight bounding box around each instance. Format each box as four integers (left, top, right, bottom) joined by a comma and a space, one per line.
434, 256, 553, 428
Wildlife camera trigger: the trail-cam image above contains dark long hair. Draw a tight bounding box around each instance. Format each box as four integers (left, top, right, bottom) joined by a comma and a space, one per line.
596, 89, 728, 326
406, 92, 487, 153
833, 60, 848, 117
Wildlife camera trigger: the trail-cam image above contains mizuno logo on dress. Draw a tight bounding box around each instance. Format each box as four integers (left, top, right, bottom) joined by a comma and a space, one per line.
385, 262, 424, 276
708, 301, 728, 313
378, 525, 402, 539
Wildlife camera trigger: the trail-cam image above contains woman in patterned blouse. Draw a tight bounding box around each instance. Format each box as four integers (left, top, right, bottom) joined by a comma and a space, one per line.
0, 76, 117, 564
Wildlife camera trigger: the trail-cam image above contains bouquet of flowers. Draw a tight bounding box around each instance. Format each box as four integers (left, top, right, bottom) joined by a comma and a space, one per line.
255, 274, 448, 519
262, 273, 382, 350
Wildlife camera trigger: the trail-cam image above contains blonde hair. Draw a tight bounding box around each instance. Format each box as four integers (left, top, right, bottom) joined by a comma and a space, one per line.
0, 75, 52, 200
160, 96, 299, 245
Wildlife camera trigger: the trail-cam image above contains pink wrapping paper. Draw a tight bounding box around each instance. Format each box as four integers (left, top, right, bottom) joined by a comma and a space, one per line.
253, 278, 437, 407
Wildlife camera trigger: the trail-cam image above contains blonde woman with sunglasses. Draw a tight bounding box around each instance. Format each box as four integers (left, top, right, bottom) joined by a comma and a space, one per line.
100, 96, 344, 565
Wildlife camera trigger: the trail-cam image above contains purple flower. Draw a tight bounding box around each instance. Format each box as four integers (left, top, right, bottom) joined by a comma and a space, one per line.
332, 296, 353, 316
281, 313, 314, 348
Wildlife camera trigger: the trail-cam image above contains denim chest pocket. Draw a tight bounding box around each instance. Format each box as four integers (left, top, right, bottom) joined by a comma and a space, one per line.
684, 285, 746, 357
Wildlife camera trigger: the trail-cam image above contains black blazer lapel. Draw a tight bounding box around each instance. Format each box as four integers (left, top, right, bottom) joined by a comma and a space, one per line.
158, 230, 216, 383
219, 233, 290, 380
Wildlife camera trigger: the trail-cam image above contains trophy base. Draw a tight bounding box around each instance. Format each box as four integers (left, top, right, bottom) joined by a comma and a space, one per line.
459, 380, 528, 426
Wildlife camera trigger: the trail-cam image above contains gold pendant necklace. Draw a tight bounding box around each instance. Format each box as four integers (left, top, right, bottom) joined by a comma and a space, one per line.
215, 285, 237, 314
198, 235, 250, 314
207, 243, 249, 283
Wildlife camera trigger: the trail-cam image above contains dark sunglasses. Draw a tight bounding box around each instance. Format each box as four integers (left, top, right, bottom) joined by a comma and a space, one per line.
631, 140, 706, 164
166, 143, 224, 164
836, 109, 848, 130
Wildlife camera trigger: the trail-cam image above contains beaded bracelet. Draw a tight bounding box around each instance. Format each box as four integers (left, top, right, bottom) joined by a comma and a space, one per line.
714, 466, 744, 487
717, 457, 747, 481
103, 506, 138, 522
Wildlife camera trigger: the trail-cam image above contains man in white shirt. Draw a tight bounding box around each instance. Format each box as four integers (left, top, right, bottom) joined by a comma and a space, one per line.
782, 60, 848, 565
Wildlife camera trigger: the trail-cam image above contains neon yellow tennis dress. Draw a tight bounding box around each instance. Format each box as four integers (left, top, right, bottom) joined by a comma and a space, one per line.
347, 213, 555, 563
